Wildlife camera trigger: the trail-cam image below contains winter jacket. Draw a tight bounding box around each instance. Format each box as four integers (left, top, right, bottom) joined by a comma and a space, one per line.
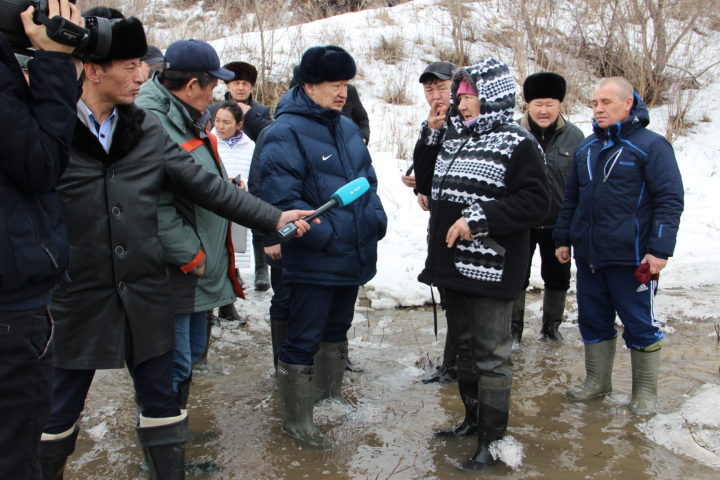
260, 85, 387, 286
51, 102, 280, 369
0, 35, 79, 305
554, 93, 684, 269
341, 84, 370, 143
519, 113, 584, 226
136, 77, 277, 312
413, 117, 461, 196
417, 59, 550, 300
208, 92, 273, 142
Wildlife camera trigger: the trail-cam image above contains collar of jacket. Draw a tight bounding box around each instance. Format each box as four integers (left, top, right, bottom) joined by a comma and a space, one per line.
592, 91, 650, 143
276, 85, 341, 127
143, 76, 205, 138
73, 103, 146, 162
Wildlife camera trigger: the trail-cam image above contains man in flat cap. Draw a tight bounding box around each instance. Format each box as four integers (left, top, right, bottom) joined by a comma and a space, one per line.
260, 45, 387, 448
511, 72, 584, 345
38, 21, 313, 478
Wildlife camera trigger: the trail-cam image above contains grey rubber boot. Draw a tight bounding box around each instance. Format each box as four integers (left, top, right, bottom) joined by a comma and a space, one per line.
566, 337, 616, 401
312, 341, 349, 405
510, 294, 525, 345
270, 319, 288, 370
136, 413, 188, 480
460, 377, 511, 470
253, 240, 270, 291
277, 361, 331, 448
39, 425, 79, 480
434, 357, 477, 438
541, 288, 567, 341
629, 348, 661, 415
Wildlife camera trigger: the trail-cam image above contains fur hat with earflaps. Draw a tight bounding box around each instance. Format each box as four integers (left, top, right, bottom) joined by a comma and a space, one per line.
223, 62, 258, 85
87, 16, 147, 63
294, 45, 356, 85
523, 72, 566, 103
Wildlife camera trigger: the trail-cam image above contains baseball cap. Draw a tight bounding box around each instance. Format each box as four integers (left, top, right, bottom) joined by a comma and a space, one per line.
142, 45, 165, 65
164, 40, 234, 82
418, 61, 455, 83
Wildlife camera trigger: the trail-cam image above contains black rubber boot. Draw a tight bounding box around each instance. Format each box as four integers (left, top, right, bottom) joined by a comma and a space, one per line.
435, 358, 477, 438
136, 414, 188, 480
193, 313, 220, 374
460, 378, 511, 470
270, 319, 288, 370
313, 341, 349, 405
276, 361, 331, 448
217, 303, 244, 324
175, 376, 191, 410
510, 294, 525, 346
541, 288, 566, 341
39, 425, 79, 480
423, 336, 458, 383
253, 240, 270, 292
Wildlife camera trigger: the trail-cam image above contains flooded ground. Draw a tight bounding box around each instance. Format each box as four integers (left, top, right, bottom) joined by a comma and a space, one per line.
65, 288, 720, 480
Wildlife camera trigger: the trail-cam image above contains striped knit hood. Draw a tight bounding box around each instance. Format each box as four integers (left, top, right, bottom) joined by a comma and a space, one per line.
449, 58, 516, 136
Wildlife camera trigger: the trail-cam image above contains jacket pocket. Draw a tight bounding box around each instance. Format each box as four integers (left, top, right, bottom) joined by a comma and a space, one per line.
453, 237, 505, 283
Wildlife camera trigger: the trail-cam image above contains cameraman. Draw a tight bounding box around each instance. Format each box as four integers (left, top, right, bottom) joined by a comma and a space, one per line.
0, 0, 82, 478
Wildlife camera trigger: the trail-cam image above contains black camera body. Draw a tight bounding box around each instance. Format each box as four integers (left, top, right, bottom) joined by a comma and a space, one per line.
0, 0, 111, 57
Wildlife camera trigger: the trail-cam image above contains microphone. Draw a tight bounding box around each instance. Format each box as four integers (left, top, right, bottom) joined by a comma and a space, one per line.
276, 177, 371, 241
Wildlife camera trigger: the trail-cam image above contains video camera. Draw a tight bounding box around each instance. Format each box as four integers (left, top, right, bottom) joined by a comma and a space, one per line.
0, 0, 112, 57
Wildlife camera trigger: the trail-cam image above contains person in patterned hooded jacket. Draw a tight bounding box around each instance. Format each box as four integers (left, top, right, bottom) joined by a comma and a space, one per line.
418, 58, 549, 470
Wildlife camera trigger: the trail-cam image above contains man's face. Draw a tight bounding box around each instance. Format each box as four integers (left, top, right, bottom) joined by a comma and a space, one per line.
527, 98, 561, 131
422, 79, 452, 108
97, 59, 144, 105
227, 79, 253, 102
185, 77, 219, 113
592, 84, 633, 129
305, 80, 349, 110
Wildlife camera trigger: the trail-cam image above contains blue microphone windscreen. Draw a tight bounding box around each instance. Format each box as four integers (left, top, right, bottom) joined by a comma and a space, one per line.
331, 177, 371, 207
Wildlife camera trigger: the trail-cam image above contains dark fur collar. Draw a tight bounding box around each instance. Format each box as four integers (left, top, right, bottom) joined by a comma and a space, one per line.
72, 103, 146, 162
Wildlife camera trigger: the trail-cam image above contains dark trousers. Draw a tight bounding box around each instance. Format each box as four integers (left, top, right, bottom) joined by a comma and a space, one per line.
444, 290, 513, 386
522, 227, 571, 291
44, 350, 178, 434
0, 307, 54, 480
268, 256, 290, 324
279, 284, 359, 366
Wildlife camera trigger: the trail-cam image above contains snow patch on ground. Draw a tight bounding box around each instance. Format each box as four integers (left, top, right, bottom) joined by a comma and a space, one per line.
638, 384, 720, 470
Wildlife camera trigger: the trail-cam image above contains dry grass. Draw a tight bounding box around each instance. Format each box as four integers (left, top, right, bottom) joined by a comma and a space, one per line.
373, 35, 405, 65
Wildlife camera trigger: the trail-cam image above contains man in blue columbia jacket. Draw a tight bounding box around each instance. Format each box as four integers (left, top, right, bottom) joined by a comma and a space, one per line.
554, 76, 684, 415
260, 45, 387, 448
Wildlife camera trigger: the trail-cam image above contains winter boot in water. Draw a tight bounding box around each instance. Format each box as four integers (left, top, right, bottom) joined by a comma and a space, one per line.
566, 337, 616, 401
435, 357, 477, 438
510, 294, 525, 346
217, 302, 244, 324
253, 241, 270, 292
541, 288, 566, 341
175, 376, 191, 410
136, 412, 188, 480
422, 337, 458, 383
344, 355, 365, 373
276, 361, 331, 448
460, 377, 511, 470
270, 319, 288, 370
313, 341, 350, 405
629, 345, 661, 415
40, 424, 79, 480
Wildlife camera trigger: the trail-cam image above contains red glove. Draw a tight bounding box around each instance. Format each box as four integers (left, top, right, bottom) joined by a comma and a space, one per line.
634, 262, 660, 284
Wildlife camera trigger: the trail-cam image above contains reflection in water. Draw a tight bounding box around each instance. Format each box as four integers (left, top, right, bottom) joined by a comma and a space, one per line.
67, 290, 719, 479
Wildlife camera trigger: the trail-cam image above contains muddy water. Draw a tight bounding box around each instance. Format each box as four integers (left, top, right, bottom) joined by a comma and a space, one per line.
65, 289, 720, 480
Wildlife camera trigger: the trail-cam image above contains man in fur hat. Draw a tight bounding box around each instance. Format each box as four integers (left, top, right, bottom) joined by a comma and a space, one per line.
38, 17, 313, 479
511, 72, 584, 345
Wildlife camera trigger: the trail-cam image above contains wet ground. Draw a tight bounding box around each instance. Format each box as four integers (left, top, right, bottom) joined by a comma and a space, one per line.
65, 288, 720, 480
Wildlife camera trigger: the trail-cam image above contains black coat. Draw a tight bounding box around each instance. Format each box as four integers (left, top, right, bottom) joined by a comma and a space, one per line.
51, 104, 280, 369
341, 84, 370, 142
0, 35, 79, 304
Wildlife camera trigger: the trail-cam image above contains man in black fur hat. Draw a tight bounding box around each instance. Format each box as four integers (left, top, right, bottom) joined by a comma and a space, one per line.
38, 16, 314, 479
511, 72, 584, 346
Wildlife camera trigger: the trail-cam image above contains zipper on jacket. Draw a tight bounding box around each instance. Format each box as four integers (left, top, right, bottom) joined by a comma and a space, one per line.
33, 229, 60, 269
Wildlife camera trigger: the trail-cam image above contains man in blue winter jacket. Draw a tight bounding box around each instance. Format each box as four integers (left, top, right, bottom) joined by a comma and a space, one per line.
0, 1, 82, 477
554, 76, 684, 415
260, 45, 387, 448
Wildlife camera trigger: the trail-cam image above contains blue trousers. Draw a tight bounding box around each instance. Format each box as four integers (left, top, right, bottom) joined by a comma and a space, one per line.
279, 284, 359, 366
576, 262, 663, 349
0, 307, 54, 480
44, 350, 178, 434
172, 311, 208, 392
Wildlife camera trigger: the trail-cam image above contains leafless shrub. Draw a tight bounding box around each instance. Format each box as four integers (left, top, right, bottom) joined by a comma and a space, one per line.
373, 35, 405, 65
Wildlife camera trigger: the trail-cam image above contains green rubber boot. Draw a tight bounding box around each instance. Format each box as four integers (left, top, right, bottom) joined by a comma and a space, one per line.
312, 341, 349, 405
277, 361, 331, 448
629, 347, 661, 415
566, 337, 616, 401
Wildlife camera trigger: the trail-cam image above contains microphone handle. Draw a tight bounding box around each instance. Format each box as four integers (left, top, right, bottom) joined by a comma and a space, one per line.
276, 198, 338, 241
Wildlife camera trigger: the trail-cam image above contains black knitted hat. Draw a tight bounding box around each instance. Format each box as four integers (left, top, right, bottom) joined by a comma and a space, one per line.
223, 62, 258, 85
523, 72, 566, 102
295, 45, 356, 85
88, 17, 147, 63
